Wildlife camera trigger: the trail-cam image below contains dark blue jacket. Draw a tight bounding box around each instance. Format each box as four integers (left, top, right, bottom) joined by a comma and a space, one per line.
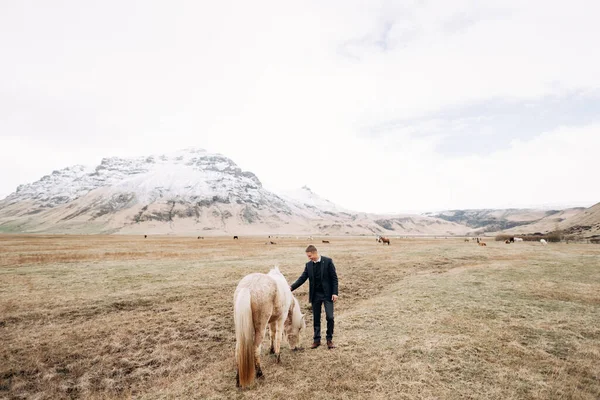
291, 256, 338, 303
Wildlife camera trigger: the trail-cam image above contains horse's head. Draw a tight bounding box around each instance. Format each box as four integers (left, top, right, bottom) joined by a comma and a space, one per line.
285, 297, 305, 350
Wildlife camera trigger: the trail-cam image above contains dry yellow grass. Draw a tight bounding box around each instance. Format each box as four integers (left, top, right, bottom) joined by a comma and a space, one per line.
1, 234, 599, 399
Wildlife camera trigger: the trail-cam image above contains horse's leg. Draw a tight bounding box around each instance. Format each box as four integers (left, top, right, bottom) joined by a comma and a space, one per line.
274, 319, 285, 364
268, 321, 277, 354
254, 320, 268, 379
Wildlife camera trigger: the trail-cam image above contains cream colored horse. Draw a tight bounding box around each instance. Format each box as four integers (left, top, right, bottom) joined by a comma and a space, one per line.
233, 267, 305, 388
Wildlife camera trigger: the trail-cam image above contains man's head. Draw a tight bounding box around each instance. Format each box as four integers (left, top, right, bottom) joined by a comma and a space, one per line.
305, 245, 319, 261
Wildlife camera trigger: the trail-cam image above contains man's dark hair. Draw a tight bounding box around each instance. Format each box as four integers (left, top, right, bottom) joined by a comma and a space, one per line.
305, 245, 318, 253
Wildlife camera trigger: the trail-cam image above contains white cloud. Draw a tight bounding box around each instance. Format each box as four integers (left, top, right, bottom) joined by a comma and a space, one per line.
1, 0, 599, 212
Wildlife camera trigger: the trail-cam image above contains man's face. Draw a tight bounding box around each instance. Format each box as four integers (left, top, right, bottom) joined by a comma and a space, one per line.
306, 251, 319, 262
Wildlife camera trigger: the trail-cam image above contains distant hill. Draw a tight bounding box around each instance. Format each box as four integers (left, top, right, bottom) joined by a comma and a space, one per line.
557, 202, 600, 237
424, 204, 600, 239
422, 208, 579, 232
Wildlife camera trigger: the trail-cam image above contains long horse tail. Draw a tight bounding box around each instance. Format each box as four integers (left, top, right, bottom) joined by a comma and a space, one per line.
235, 288, 255, 387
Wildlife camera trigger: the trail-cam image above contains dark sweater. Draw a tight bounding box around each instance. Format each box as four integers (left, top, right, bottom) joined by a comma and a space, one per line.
313, 261, 323, 293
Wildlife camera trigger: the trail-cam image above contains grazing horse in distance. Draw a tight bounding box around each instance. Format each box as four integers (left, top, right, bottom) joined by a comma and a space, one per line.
233, 235, 239, 240
233, 267, 305, 388
379, 236, 390, 245
322, 240, 330, 243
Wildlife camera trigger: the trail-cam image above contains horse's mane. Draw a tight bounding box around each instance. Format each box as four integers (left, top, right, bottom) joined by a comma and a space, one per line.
268, 266, 291, 294
290, 297, 303, 327
268, 266, 283, 276
268, 266, 290, 284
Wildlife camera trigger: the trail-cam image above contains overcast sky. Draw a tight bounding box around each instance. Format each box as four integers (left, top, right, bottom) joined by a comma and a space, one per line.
1, 0, 599, 213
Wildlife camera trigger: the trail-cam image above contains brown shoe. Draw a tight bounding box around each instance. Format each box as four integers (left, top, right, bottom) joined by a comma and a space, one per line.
310, 341, 321, 349
327, 340, 336, 349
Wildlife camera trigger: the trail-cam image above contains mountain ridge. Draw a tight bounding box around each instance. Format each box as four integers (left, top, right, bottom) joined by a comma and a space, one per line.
425, 206, 599, 238
0, 148, 470, 236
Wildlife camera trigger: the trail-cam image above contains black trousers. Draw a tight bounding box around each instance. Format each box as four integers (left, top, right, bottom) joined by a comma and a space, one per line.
312, 291, 334, 341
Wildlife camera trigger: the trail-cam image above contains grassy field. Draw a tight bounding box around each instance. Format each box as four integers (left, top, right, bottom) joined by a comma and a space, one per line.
1, 235, 599, 399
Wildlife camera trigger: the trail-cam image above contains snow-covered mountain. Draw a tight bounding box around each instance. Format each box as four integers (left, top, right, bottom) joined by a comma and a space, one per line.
0, 148, 470, 235
6, 148, 264, 207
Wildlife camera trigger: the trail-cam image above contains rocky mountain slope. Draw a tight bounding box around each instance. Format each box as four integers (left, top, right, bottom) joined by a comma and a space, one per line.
425, 208, 580, 233
0, 148, 470, 236
426, 205, 600, 238
557, 202, 600, 237
500, 202, 600, 238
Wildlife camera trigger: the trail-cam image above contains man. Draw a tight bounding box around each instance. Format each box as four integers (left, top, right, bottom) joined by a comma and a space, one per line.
290, 245, 339, 349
